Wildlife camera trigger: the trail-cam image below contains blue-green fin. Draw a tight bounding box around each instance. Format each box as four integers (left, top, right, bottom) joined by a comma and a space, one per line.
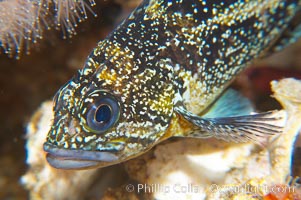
175, 89, 282, 143
176, 106, 282, 143
202, 89, 253, 118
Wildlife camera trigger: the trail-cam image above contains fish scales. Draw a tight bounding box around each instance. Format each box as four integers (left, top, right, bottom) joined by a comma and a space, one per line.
44, 0, 301, 169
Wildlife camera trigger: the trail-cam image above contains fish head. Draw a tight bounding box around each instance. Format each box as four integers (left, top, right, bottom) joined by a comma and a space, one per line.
43, 52, 175, 169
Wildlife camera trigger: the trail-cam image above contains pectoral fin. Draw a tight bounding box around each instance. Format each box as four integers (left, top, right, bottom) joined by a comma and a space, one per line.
176, 106, 282, 143
202, 89, 253, 118
175, 89, 282, 143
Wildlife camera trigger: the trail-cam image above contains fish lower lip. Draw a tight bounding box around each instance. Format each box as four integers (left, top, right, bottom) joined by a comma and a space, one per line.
45, 154, 101, 169
43, 142, 119, 169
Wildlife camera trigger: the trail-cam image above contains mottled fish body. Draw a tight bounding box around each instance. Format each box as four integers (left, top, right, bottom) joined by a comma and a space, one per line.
44, 0, 301, 169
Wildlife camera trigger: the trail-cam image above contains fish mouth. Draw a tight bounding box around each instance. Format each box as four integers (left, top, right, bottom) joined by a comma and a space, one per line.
43, 143, 119, 169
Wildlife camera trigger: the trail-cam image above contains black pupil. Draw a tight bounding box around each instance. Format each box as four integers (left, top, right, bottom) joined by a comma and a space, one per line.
95, 105, 111, 123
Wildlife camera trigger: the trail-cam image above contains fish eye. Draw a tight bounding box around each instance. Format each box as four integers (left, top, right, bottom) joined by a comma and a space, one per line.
85, 94, 120, 133
95, 104, 111, 123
